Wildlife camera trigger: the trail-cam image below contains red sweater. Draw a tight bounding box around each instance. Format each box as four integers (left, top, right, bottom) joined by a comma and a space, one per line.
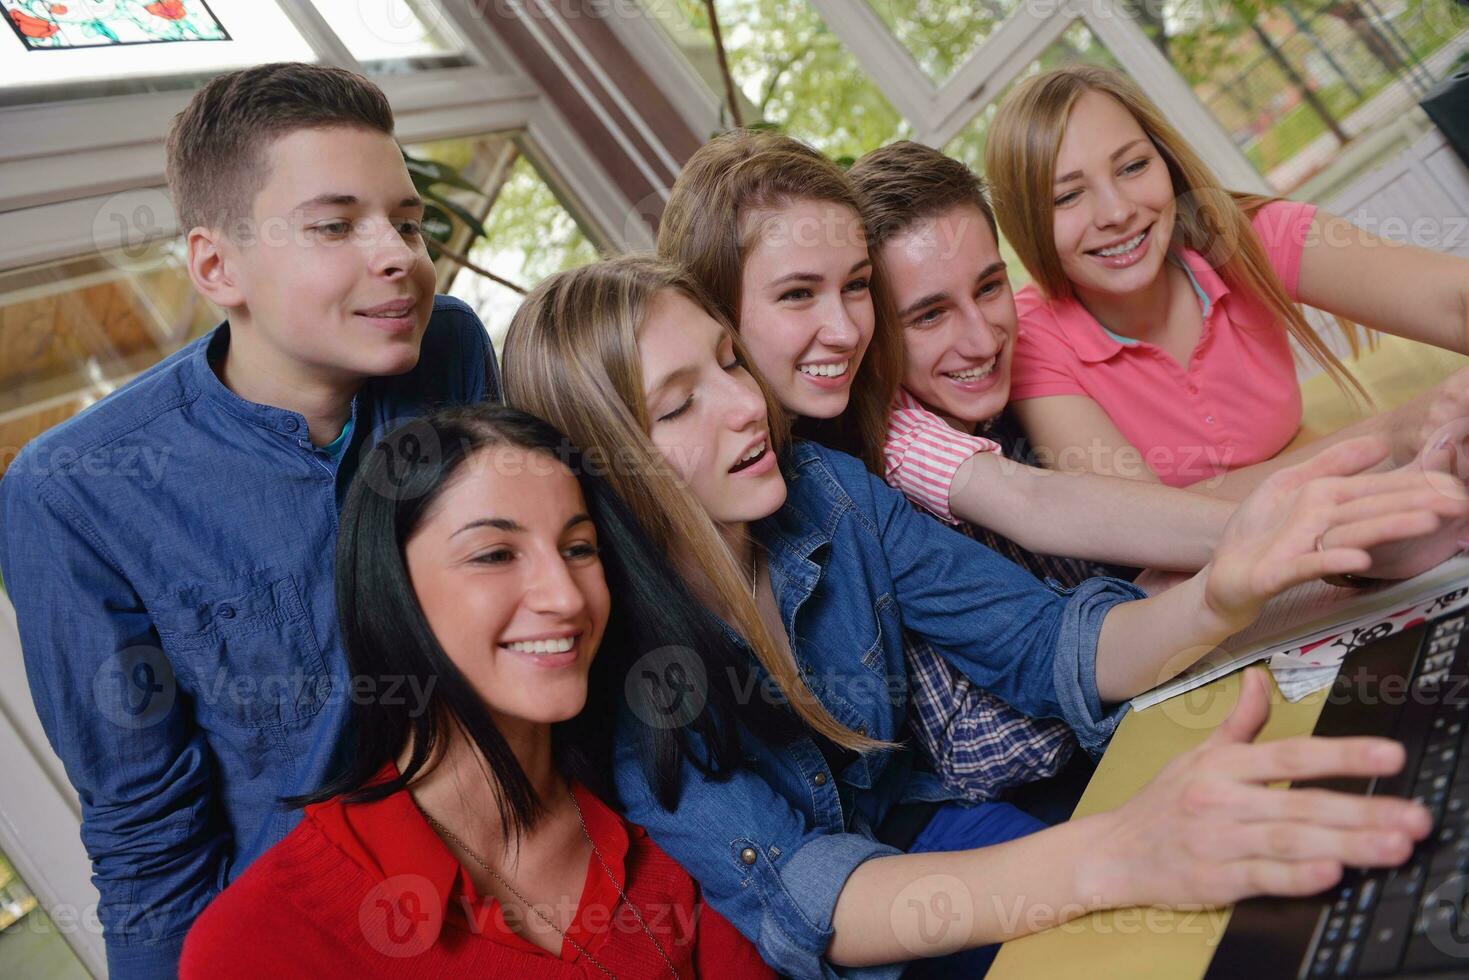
181, 770, 774, 979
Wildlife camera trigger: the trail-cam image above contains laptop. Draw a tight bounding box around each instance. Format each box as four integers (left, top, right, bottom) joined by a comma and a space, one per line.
1207, 605, 1469, 978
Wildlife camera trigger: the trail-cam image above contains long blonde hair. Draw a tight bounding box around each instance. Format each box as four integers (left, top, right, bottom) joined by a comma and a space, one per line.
502, 255, 886, 754
658, 129, 903, 475
985, 65, 1366, 398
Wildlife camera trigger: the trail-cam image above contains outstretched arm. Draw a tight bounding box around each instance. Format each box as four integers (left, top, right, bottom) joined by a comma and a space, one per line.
951, 450, 1230, 569
827, 669, 1427, 966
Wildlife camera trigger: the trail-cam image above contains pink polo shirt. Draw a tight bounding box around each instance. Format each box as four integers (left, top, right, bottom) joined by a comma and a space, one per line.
1010, 200, 1315, 487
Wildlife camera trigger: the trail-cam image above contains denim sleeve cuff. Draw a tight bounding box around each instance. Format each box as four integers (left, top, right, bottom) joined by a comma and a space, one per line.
1052, 576, 1148, 757
745, 831, 900, 979
106, 930, 186, 980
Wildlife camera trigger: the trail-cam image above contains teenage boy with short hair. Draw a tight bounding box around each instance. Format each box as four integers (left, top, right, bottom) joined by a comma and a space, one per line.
848, 141, 1462, 586
0, 62, 497, 976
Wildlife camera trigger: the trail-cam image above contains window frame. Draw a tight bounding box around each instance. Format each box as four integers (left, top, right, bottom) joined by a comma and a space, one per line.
805, 0, 1269, 191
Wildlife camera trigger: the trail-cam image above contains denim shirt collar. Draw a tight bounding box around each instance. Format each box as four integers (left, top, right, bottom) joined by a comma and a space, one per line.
192, 321, 362, 446
752, 445, 886, 792
754, 445, 833, 637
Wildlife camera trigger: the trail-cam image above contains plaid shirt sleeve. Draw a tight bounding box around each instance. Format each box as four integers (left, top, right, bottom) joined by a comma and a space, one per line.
903, 630, 1076, 802
884, 388, 1002, 525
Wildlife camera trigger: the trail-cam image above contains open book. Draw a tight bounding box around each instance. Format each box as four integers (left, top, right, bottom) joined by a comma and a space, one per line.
1130, 553, 1469, 710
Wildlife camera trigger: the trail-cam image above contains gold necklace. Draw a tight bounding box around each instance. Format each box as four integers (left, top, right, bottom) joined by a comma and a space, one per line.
421, 789, 681, 980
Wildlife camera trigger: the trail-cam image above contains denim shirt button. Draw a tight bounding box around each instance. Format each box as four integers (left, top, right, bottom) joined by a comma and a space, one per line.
857, 726, 867, 737
739, 847, 758, 866
283, 418, 299, 433
217, 604, 236, 620
813, 772, 827, 786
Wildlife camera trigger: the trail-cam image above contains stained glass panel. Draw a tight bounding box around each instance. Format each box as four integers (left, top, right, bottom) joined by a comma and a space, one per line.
4, 0, 228, 51
0, 0, 315, 101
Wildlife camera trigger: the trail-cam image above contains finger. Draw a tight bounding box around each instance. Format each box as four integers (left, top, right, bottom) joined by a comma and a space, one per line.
1210, 821, 1417, 867
1331, 466, 1469, 507
1225, 785, 1432, 837
1324, 511, 1443, 554
1330, 486, 1466, 527
1311, 469, 1462, 507
1275, 437, 1392, 493
1251, 547, 1373, 596
1418, 432, 1457, 474
1208, 667, 1271, 747
1217, 734, 1406, 783
1206, 858, 1344, 904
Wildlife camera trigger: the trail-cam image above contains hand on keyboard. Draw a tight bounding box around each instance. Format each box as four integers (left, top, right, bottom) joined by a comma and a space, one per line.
1075, 668, 1431, 911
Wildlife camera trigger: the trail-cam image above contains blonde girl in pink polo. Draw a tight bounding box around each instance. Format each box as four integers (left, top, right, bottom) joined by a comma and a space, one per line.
985, 66, 1469, 498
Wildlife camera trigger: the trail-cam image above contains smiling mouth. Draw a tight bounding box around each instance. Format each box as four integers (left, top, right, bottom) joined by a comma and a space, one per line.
1088, 227, 1150, 258
944, 359, 997, 382
502, 635, 577, 655
797, 360, 850, 379
356, 298, 417, 319
729, 440, 769, 473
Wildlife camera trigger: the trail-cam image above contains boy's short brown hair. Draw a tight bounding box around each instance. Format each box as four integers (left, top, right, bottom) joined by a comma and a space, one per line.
847, 141, 997, 251
165, 62, 396, 234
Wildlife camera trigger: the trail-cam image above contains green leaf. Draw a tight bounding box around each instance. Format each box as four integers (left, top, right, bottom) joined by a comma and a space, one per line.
423, 189, 488, 240
421, 204, 455, 245
403, 154, 486, 195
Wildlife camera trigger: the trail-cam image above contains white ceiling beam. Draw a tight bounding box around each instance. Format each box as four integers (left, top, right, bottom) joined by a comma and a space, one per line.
927, 4, 1077, 146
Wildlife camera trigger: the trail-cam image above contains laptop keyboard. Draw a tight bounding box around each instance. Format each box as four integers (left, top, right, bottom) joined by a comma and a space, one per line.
1306, 614, 1469, 977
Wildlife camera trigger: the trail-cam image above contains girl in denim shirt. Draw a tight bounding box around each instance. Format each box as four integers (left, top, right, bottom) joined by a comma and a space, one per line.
504, 257, 1442, 979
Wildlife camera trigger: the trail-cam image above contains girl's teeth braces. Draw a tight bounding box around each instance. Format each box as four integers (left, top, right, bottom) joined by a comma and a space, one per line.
1095, 231, 1146, 257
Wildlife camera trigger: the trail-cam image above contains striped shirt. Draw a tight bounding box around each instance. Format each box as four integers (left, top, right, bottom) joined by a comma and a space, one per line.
884, 387, 1002, 524
888, 391, 1123, 800
885, 388, 1113, 587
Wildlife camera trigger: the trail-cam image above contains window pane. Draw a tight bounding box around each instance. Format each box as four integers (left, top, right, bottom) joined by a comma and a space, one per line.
0, 240, 219, 479
0, 848, 89, 978
1158, 0, 1469, 192
456, 155, 600, 351
864, 0, 1018, 83
407, 133, 601, 351
0, 0, 315, 104
650, 0, 909, 161
304, 0, 472, 72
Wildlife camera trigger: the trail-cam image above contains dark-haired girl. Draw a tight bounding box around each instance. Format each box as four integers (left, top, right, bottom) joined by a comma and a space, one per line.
180, 404, 774, 978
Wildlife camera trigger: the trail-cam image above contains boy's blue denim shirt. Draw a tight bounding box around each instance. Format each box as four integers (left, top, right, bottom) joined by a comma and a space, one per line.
0, 296, 496, 979
612, 441, 1146, 979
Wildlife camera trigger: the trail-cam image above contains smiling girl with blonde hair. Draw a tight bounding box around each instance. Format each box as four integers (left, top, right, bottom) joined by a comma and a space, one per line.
987, 65, 1469, 497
